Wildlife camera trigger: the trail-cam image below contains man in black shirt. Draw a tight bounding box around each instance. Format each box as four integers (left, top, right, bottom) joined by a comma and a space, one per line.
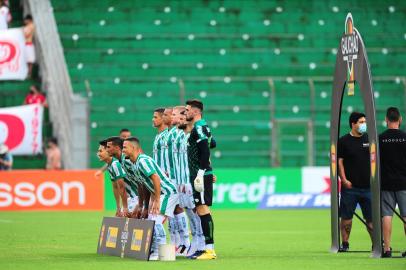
379, 107, 406, 258
337, 112, 373, 251
185, 99, 216, 260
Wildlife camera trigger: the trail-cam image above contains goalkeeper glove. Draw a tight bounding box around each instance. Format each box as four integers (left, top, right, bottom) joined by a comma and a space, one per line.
194, 169, 205, 192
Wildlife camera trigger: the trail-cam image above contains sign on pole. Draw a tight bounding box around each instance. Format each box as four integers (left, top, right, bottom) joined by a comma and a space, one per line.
330, 13, 382, 257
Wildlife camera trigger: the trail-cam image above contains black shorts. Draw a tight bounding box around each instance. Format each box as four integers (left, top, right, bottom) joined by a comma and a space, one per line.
193, 174, 213, 206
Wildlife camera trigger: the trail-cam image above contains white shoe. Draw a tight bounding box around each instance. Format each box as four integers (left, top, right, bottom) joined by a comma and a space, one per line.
176, 245, 189, 256
149, 253, 159, 261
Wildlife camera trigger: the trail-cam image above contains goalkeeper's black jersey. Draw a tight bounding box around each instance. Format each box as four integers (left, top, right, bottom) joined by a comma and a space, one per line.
187, 119, 213, 179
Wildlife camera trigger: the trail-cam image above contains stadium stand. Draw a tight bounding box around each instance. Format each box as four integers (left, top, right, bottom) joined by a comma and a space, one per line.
0, 1, 51, 169
48, 0, 405, 168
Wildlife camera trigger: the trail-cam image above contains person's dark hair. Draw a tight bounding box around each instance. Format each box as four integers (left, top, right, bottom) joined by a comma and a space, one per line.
48, 137, 58, 145
186, 99, 204, 112
119, 128, 130, 134
386, 107, 401, 122
106, 136, 123, 149
154, 107, 165, 114
349, 112, 366, 128
124, 136, 140, 145
99, 139, 107, 147
24, 14, 33, 21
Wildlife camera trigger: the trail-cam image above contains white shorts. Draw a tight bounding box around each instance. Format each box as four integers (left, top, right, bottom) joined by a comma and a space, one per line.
178, 183, 195, 209
25, 43, 36, 63
150, 193, 179, 218
127, 196, 139, 212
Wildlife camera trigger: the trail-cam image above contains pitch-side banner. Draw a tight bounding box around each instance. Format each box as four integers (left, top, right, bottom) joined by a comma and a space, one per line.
0, 104, 43, 155
0, 170, 104, 211
0, 28, 28, 80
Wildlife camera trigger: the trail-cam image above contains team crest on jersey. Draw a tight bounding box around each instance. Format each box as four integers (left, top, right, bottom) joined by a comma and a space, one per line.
341, 13, 359, 96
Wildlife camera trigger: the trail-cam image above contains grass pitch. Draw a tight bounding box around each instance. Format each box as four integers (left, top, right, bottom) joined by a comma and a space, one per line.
0, 209, 404, 270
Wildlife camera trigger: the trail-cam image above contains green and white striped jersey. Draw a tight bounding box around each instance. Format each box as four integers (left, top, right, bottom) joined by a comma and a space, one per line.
120, 154, 139, 198
164, 126, 179, 181
172, 129, 190, 185
152, 128, 168, 174
107, 157, 126, 181
134, 153, 177, 196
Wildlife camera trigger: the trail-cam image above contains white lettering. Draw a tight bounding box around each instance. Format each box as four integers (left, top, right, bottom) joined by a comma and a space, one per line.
229, 183, 247, 203
14, 183, 36, 207
0, 183, 12, 207
62, 181, 85, 205
37, 182, 62, 206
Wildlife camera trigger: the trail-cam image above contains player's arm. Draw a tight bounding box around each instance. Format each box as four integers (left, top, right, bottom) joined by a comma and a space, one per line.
95, 164, 108, 178
116, 178, 128, 215
139, 185, 151, 219
149, 174, 161, 215
111, 180, 122, 216
193, 138, 211, 192
210, 137, 217, 149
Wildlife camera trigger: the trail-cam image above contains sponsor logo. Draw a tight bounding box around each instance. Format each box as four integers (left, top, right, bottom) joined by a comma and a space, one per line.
0, 170, 104, 210
131, 229, 143, 251
106, 227, 118, 248
341, 13, 359, 96
0, 181, 85, 207
213, 176, 276, 204
259, 194, 331, 209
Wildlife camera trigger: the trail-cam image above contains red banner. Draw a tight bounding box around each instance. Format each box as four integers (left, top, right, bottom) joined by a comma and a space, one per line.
0, 170, 104, 211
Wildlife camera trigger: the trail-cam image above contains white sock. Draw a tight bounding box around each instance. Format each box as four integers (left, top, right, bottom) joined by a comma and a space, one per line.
185, 208, 199, 254
194, 213, 206, 251
149, 215, 167, 254
175, 212, 191, 247
168, 217, 177, 245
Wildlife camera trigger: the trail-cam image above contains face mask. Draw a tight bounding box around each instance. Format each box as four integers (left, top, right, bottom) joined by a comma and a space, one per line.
358, 123, 367, 134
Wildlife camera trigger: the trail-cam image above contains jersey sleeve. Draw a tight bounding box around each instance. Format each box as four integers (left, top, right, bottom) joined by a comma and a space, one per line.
109, 160, 126, 181
195, 125, 208, 143
139, 158, 157, 177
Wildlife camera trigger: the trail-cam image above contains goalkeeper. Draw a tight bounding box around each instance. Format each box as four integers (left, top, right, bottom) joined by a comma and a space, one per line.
185, 99, 216, 260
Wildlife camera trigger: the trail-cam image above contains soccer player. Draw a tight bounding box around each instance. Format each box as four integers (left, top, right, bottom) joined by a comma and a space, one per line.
176, 107, 206, 256
95, 129, 132, 178
169, 106, 192, 255
97, 140, 128, 217
105, 136, 139, 216
122, 139, 150, 219
337, 112, 372, 252
152, 108, 168, 171
379, 107, 406, 258
124, 137, 179, 261
185, 99, 216, 260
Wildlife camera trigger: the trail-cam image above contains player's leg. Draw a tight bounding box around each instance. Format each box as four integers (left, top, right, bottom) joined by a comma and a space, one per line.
174, 205, 191, 255
381, 190, 395, 257
358, 189, 373, 242
394, 191, 406, 257
168, 216, 178, 246
148, 214, 167, 261
193, 174, 216, 260
339, 188, 357, 251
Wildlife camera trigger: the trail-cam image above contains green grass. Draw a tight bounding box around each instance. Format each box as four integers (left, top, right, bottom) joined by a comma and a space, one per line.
0, 210, 404, 270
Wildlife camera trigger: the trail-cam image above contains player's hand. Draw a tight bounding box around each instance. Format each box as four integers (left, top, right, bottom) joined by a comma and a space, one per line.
213, 174, 217, 183
115, 209, 123, 217
94, 170, 103, 179
122, 208, 130, 218
150, 199, 160, 215
194, 169, 205, 192
132, 205, 142, 219
141, 207, 149, 219
343, 179, 352, 189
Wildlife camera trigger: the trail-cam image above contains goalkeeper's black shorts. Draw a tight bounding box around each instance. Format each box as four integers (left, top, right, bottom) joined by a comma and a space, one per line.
192, 174, 213, 206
